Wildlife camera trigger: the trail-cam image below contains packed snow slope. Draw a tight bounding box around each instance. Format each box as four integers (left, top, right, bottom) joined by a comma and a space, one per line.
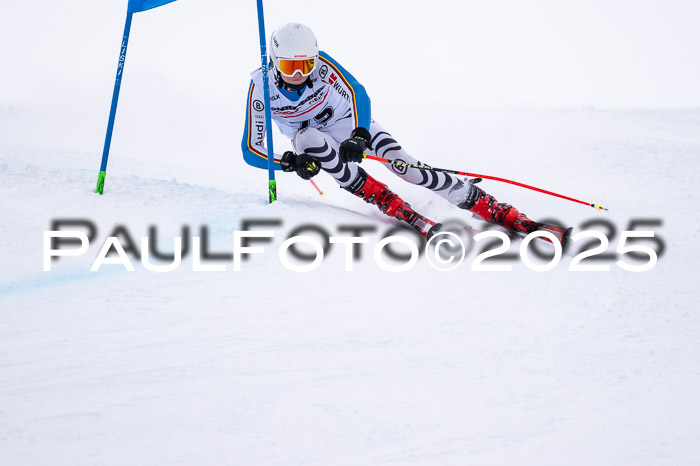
2, 0, 700, 464
2, 107, 699, 465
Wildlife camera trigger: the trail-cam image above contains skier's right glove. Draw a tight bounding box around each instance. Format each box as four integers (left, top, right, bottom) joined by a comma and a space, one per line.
339, 127, 373, 163
280, 151, 321, 180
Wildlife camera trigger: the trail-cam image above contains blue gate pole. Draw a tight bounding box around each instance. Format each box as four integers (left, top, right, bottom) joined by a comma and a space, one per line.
256, 0, 277, 203
96, 12, 133, 195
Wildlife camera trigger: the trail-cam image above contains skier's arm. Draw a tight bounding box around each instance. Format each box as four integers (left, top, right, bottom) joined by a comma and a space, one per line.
240, 80, 283, 170
318, 51, 371, 130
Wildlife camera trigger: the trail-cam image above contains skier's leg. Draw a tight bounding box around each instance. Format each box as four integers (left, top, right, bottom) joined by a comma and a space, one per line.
343, 166, 440, 238
367, 122, 470, 204
293, 127, 439, 238
367, 122, 534, 233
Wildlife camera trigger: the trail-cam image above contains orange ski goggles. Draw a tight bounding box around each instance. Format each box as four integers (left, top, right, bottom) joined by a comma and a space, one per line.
277, 57, 316, 77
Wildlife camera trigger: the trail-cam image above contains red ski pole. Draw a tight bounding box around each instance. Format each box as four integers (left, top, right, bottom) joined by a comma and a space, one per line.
309, 179, 324, 196
363, 154, 608, 211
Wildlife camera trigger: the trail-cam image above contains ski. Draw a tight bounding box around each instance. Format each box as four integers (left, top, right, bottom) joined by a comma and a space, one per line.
530, 222, 573, 248
456, 216, 573, 248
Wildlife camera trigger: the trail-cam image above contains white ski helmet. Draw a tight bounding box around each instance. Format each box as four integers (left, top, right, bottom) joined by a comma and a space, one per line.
269, 23, 318, 78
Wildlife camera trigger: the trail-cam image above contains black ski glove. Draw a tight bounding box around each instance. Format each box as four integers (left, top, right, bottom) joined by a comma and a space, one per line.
280, 151, 321, 180
339, 127, 372, 163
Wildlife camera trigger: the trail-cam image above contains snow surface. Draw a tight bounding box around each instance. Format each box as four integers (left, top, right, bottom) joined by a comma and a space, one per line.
2, 1, 700, 465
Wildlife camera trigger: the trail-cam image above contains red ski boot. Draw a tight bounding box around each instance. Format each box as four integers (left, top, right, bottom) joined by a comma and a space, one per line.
457, 182, 536, 234
345, 167, 441, 239
458, 181, 573, 246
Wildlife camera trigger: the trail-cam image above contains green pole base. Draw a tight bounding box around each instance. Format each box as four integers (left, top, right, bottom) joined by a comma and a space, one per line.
269, 179, 277, 204
96, 171, 106, 195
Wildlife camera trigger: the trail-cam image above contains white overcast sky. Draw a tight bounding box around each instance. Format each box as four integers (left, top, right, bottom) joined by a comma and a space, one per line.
1, 0, 699, 110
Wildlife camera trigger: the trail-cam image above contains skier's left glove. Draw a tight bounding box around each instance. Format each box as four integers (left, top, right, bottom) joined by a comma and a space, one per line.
339, 127, 373, 163
280, 151, 321, 180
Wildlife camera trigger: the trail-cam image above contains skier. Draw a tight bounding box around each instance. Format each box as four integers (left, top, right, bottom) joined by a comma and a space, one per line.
242, 22, 565, 242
